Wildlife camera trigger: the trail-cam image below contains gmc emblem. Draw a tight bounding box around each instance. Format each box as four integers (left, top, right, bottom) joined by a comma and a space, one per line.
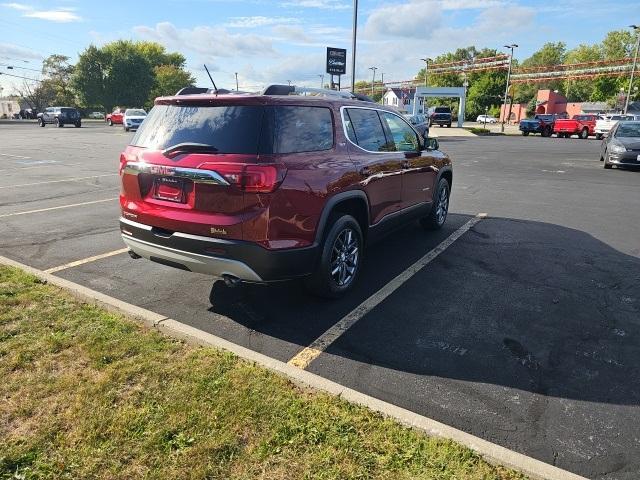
149, 165, 175, 176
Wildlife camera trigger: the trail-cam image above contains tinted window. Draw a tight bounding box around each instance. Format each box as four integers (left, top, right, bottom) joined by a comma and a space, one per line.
131, 105, 265, 154
345, 108, 390, 152
615, 123, 640, 137
271, 106, 333, 154
379, 112, 419, 152
434, 107, 451, 113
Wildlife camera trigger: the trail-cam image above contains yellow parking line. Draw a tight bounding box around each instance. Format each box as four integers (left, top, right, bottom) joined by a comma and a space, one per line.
44, 248, 129, 274
287, 213, 487, 370
0, 173, 117, 189
0, 197, 118, 218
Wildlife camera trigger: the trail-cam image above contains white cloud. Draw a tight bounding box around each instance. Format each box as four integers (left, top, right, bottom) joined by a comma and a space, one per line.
272, 25, 314, 44
24, 9, 81, 22
1, 3, 82, 22
441, 0, 506, 9
0, 42, 42, 61
364, 0, 443, 39
133, 22, 276, 61
1, 2, 31, 10
224, 16, 300, 28
280, 0, 350, 10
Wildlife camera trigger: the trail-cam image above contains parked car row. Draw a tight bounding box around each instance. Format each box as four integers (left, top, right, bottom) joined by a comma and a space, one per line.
518, 113, 640, 139
106, 108, 147, 131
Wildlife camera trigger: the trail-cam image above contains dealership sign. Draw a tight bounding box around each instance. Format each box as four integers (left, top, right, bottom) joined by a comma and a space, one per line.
326, 47, 347, 75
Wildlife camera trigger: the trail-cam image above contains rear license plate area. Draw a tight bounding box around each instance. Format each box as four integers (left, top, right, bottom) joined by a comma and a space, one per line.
153, 177, 186, 203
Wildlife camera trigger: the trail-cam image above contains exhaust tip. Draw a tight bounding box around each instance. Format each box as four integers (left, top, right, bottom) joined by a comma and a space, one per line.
222, 274, 241, 287
128, 249, 142, 259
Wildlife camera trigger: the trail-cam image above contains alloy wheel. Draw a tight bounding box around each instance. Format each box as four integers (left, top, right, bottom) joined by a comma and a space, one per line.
330, 228, 359, 287
435, 184, 449, 225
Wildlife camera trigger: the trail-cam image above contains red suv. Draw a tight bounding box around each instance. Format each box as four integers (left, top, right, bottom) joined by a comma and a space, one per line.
119, 86, 452, 297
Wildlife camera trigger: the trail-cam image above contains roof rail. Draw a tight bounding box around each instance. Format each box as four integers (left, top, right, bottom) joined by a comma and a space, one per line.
262, 84, 375, 102
175, 87, 247, 96
176, 87, 210, 95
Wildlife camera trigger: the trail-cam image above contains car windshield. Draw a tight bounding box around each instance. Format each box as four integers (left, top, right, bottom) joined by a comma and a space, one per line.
126, 109, 146, 116
615, 123, 640, 137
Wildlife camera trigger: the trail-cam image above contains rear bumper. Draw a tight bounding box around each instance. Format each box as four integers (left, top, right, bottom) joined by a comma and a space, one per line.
120, 218, 319, 282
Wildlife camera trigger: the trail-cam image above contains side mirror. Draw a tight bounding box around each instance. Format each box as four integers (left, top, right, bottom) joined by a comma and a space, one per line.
425, 137, 439, 151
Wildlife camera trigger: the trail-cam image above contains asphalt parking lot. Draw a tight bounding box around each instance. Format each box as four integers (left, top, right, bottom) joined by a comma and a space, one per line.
1, 122, 639, 479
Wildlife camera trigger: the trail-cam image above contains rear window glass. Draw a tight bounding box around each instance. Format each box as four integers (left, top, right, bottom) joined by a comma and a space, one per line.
61, 108, 76, 113
131, 104, 333, 155
131, 105, 265, 154
434, 107, 451, 113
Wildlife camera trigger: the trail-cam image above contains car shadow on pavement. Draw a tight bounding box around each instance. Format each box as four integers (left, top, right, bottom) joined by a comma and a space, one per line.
209, 215, 640, 406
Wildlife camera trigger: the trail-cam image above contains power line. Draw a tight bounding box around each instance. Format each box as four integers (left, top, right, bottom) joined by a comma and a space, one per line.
0, 63, 41, 73
0, 71, 41, 82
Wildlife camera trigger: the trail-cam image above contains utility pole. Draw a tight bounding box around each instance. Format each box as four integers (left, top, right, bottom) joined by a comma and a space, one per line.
624, 25, 640, 114
369, 66, 377, 97
351, 0, 358, 93
501, 44, 518, 133
420, 57, 431, 87
318, 74, 324, 89
235, 72, 239, 91
380, 72, 384, 103
287, 80, 292, 86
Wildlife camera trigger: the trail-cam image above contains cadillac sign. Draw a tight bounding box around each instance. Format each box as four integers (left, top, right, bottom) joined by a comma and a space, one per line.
326, 47, 347, 75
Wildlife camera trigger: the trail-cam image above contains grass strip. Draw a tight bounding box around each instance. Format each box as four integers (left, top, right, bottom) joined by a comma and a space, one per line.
0, 266, 526, 480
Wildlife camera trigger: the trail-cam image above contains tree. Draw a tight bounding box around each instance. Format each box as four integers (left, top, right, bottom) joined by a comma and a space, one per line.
563, 44, 602, 101
148, 65, 195, 107
14, 79, 56, 112
42, 54, 75, 105
73, 41, 192, 111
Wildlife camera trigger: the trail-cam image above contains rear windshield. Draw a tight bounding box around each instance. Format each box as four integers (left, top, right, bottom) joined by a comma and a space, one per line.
131, 104, 334, 154
434, 107, 450, 113
61, 108, 76, 114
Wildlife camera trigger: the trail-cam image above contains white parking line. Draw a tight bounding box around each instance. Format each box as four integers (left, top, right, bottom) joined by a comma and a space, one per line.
0, 153, 31, 159
44, 248, 129, 274
288, 213, 487, 370
0, 197, 118, 218
0, 173, 118, 189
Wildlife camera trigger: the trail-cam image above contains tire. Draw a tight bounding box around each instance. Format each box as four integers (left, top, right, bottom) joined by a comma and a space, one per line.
56, 118, 64, 128
447, 123, 451, 128
75, 122, 81, 128
305, 214, 363, 298
522, 131, 529, 136
108, 119, 113, 126
579, 128, 589, 140
39, 118, 45, 127
420, 178, 450, 231
603, 152, 613, 169
124, 126, 130, 132
542, 126, 552, 137
595, 133, 603, 140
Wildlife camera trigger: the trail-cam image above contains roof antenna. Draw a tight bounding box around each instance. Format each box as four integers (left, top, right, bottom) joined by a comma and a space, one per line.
203, 64, 218, 93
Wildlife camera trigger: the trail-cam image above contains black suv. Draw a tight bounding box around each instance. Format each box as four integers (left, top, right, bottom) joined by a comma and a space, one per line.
38, 107, 81, 128
429, 106, 452, 128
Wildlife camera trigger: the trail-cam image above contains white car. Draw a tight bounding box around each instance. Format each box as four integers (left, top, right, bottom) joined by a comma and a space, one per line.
595, 114, 633, 139
123, 109, 147, 132
476, 114, 497, 124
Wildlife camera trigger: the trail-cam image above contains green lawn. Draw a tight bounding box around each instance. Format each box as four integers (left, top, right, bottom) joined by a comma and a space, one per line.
0, 266, 526, 480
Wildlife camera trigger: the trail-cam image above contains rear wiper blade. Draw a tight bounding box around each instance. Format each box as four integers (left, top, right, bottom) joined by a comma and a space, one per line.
162, 143, 219, 158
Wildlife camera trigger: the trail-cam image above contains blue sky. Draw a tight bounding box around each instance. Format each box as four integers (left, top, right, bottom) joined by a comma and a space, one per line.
0, 0, 638, 94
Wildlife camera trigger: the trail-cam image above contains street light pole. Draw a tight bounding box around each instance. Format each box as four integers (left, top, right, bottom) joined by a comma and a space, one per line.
351, 0, 358, 94
235, 72, 239, 91
624, 25, 640, 114
380, 72, 384, 103
501, 44, 518, 133
318, 74, 324, 89
369, 66, 377, 97
420, 57, 431, 88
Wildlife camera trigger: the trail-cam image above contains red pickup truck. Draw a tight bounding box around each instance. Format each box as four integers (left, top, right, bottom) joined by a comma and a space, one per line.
106, 108, 125, 126
553, 114, 599, 139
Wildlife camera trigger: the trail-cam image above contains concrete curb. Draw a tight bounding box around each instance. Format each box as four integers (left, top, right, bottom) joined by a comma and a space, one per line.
0, 254, 588, 480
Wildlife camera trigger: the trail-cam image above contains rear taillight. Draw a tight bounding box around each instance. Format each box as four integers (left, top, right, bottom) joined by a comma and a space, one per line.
200, 163, 286, 193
